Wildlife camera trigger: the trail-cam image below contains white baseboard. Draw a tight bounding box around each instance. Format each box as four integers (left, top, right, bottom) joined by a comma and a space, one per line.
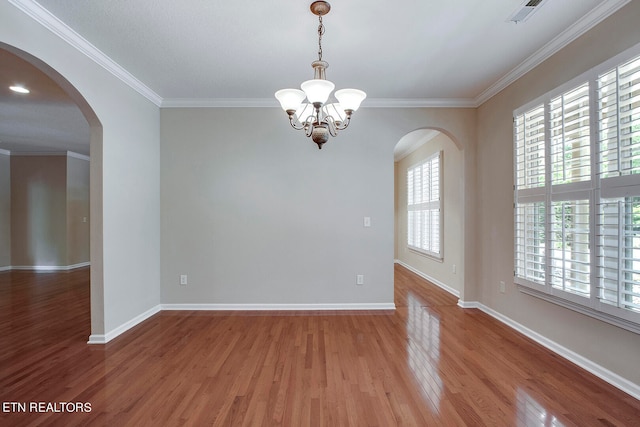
88, 302, 393, 344
10, 262, 90, 272
161, 303, 396, 311
394, 259, 461, 298
461, 300, 640, 401
87, 304, 161, 345
457, 300, 480, 309
0, 265, 11, 272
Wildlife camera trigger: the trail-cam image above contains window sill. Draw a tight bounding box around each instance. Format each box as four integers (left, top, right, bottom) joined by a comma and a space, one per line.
407, 247, 443, 263
517, 284, 640, 335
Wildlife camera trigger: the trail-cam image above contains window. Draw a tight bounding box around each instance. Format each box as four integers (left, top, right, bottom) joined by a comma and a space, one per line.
407, 151, 442, 259
514, 45, 640, 332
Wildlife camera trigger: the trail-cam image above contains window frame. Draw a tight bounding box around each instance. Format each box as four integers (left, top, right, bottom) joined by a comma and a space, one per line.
407, 151, 443, 260
513, 42, 640, 334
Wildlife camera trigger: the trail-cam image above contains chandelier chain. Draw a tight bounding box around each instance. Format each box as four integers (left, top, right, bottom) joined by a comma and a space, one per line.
317, 15, 325, 61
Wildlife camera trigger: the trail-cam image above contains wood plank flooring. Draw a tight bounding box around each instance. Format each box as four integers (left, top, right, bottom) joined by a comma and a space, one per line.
1, 266, 639, 426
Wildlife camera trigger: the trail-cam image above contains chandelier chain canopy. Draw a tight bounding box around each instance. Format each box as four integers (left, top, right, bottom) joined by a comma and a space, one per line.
274, 1, 367, 149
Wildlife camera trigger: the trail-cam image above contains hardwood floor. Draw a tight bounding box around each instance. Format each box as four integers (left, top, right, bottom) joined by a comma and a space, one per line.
1, 266, 639, 426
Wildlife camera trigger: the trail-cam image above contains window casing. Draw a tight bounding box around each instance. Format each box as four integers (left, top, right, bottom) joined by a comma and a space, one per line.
514, 44, 640, 333
407, 151, 443, 259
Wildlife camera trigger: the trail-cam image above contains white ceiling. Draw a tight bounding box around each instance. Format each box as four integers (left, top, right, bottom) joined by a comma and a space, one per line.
0, 47, 91, 155
0, 0, 631, 155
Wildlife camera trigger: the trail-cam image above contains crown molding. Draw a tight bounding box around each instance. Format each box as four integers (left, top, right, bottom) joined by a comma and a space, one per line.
161, 97, 478, 109
8, 0, 163, 107
474, 0, 632, 106
364, 98, 477, 108
161, 98, 279, 108
10, 0, 630, 111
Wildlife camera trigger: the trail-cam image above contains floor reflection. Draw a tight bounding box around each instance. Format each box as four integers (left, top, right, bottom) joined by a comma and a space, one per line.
406, 292, 443, 412
516, 388, 565, 427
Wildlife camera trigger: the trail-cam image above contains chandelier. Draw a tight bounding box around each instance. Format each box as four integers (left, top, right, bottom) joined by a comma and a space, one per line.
275, 1, 366, 149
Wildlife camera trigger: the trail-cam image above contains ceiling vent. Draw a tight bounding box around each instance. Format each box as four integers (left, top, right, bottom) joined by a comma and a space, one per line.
508, 0, 548, 23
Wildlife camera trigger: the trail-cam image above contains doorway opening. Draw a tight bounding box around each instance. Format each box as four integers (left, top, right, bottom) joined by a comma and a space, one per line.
0, 43, 103, 341
393, 128, 464, 299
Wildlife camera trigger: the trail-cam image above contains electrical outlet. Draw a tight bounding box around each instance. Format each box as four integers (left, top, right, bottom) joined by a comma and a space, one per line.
499, 281, 506, 293
363, 217, 371, 227
356, 275, 364, 285
180, 275, 188, 286
452, 264, 457, 274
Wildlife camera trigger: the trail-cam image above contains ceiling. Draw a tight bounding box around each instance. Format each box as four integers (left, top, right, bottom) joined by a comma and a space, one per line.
0, 0, 630, 156
0, 48, 90, 155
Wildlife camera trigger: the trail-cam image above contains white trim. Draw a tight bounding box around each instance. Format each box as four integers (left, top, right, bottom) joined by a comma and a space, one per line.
9, 0, 629, 110
8, 0, 162, 107
7, 151, 90, 160
161, 98, 278, 108
161, 303, 395, 311
87, 304, 161, 344
67, 151, 90, 161
0, 266, 12, 272
9, 262, 90, 272
394, 260, 460, 298
87, 335, 107, 345
345, 98, 477, 108
0, 149, 10, 156
457, 300, 480, 309
160, 97, 478, 109
464, 301, 640, 400
514, 38, 640, 118
10, 151, 67, 157
87, 302, 393, 344
476, 0, 632, 105
519, 285, 640, 335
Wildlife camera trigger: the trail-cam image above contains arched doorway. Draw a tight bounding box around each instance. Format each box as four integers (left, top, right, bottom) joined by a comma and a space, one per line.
0, 43, 103, 339
393, 128, 465, 298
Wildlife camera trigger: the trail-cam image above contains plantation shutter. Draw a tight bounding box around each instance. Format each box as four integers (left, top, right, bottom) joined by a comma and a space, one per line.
407, 152, 442, 258
515, 104, 546, 285
597, 56, 640, 313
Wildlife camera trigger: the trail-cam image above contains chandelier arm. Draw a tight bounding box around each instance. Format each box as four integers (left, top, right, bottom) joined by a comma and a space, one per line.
305, 122, 315, 138
323, 116, 338, 137
288, 114, 305, 131
333, 114, 351, 131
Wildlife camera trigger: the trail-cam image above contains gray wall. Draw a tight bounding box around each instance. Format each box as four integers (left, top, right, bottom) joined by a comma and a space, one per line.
7, 154, 90, 269
476, 0, 640, 385
67, 155, 90, 266
11, 155, 67, 267
1, 1, 161, 337
160, 107, 476, 306
0, 151, 9, 269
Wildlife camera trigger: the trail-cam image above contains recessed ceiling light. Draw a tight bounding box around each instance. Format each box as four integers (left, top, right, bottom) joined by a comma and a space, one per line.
9, 85, 30, 94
